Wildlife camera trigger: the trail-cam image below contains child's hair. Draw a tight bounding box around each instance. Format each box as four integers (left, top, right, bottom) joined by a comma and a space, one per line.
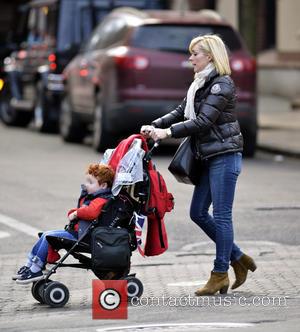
86, 163, 115, 187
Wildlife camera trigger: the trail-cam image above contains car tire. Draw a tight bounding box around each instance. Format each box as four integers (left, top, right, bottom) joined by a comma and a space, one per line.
0, 82, 32, 127
34, 81, 57, 133
59, 94, 86, 143
92, 92, 113, 152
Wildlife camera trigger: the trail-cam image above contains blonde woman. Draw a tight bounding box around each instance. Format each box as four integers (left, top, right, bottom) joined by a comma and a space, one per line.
141, 34, 256, 295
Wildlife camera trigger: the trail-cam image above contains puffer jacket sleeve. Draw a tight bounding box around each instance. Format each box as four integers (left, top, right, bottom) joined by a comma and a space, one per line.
151, 98, 186, 128
171, 79, 234, 138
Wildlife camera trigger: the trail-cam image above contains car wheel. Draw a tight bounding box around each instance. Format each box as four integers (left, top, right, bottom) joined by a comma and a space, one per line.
0, 83, 32, 127
92, 92, 113, 152
34, 81, 57, 133
59, 95, 86, 143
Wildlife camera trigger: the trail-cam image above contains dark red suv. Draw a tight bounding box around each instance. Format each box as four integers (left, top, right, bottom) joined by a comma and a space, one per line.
61, 8, 257, 155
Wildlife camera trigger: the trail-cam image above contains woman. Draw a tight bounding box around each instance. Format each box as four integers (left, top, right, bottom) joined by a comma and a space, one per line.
141, 34, 256, 295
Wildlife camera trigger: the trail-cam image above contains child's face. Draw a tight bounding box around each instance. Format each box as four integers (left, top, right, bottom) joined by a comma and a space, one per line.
84, 174, 102, 194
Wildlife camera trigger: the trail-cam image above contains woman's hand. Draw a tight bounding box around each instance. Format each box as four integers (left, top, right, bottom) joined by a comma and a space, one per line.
140, 125, 154, 139
150, 128, 169, 141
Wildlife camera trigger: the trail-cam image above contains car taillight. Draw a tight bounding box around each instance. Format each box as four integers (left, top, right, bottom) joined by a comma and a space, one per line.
114, 55, 149, 70
48, 53, 57, 71
231, 57, 256, 72
79, 68, 89, 77
17, 50, 27, 59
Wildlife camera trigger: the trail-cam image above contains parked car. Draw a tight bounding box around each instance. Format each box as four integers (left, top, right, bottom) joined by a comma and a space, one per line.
0, 2, 28, 123
61, 8, 257, 156
0, 0, 165, 132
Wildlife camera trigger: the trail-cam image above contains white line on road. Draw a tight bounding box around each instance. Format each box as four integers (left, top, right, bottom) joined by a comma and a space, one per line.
181, 240, 287, 252
97, 322, 255, 331
167, 280, 206, 287
0, 231, 10, 239
0, 213, 41, 237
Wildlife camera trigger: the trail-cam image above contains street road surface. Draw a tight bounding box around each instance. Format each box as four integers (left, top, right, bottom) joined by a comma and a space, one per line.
0, 123, 299, 332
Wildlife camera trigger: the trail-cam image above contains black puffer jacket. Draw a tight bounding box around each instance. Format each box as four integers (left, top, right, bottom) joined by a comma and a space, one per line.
152, 70, 243, 160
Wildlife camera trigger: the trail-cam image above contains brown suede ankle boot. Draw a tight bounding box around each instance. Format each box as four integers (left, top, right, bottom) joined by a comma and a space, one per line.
195, 271, 229, 296
231, 254, 257, 290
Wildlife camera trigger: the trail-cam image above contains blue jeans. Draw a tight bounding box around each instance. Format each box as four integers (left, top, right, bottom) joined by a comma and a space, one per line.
190, 152, 243, 272
28, 230, 77, 268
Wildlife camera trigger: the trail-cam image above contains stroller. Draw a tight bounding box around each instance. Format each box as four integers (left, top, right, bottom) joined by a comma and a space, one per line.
30, 135, 174, 308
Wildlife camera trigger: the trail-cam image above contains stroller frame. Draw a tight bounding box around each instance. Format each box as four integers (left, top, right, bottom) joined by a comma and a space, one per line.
31, 142, 159, 308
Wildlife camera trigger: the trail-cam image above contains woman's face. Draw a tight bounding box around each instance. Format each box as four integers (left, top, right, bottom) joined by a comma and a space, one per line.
189, 44, 211, 73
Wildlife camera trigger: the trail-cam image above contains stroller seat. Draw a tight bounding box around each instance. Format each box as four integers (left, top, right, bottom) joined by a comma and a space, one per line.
46, 235, 91, 253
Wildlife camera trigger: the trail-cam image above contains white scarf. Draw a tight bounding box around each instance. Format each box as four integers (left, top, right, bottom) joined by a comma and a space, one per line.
184, 62, 215, 120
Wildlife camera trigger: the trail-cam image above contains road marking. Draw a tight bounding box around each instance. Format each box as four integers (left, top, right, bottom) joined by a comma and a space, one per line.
167, 280, 206, 287
0, 213, 41, 237
97, 322, 255, 331
0, 231, 10, 239
181, 240, 287, 252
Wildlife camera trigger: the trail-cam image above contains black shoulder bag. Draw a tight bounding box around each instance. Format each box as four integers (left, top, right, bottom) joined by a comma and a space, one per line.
168, 136, 202, 185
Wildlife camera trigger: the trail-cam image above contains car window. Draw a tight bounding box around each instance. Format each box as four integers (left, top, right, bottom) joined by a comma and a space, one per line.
131, 24, 243, 53
56, 0, 109, 52
85, 17, 128, 51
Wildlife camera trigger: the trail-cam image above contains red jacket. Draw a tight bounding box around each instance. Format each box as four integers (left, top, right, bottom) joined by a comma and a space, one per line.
67, 196, 108, 232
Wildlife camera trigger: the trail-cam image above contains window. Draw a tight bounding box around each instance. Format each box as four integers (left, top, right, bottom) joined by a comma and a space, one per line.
57, 0, 110, 51
86, 17, 128, 51
131, 25, 242, 53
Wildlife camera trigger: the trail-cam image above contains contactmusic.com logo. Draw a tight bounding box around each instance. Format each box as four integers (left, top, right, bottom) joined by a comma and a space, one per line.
92, 280, 128, 319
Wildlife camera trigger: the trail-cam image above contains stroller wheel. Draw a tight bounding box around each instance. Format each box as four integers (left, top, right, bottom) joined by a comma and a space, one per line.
31, 279, 52, 304
43, 281, 69, 308
125, 276, 143, 301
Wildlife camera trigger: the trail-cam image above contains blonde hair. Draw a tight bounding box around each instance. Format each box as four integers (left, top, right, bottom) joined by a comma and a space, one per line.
189, 34, 231, 75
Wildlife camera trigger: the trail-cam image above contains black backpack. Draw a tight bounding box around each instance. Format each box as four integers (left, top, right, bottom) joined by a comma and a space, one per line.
91, 226, 131, 271
91, 192, 137, 272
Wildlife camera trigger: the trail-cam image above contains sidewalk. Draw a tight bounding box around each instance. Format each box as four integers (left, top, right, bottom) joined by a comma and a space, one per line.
1, 240, 299, 318
257, 95, 300, 157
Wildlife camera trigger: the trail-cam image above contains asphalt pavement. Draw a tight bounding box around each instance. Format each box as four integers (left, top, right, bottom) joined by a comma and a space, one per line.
0, 95, 300, 331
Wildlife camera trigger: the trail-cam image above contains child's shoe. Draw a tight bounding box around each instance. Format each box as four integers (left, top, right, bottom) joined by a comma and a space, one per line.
16, 269, 44, 284
12, 266, 30, 280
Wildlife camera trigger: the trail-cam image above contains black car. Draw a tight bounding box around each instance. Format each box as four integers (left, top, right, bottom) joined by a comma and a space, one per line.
0, 1, 28, 116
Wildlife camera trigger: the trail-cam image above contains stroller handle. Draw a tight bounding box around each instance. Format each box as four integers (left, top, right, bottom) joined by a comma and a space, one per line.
152, 139, 161, 149
144, 139, 161, 163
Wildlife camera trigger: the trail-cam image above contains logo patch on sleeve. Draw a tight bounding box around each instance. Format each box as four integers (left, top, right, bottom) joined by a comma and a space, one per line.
211, 84, 221, 94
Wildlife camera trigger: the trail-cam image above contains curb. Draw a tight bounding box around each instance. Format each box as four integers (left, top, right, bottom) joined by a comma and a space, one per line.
257, 144, 300, 159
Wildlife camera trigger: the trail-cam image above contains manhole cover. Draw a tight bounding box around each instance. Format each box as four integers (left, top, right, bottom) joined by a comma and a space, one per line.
98, 322, 255, 332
